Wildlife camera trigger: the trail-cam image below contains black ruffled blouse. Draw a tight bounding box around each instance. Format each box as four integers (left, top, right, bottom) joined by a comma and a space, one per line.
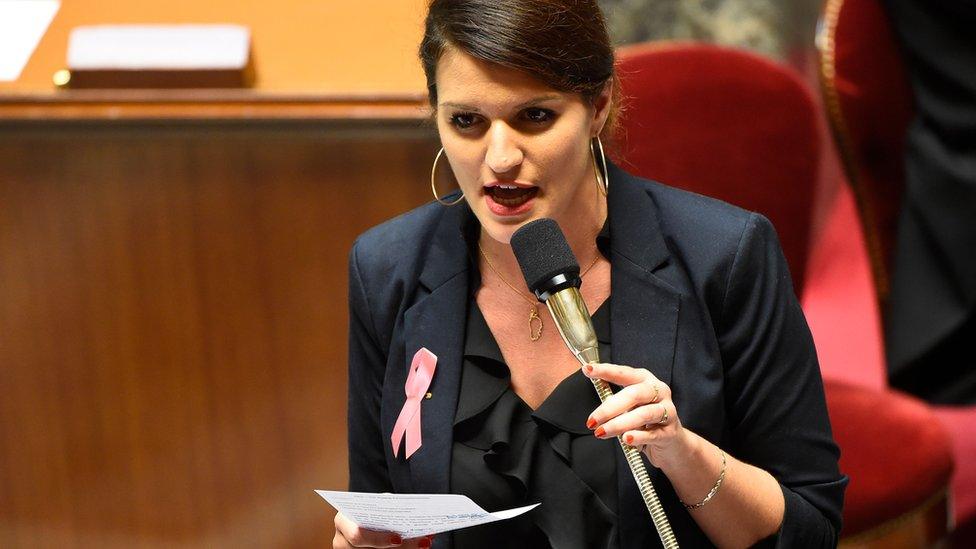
450, 299, 619, 548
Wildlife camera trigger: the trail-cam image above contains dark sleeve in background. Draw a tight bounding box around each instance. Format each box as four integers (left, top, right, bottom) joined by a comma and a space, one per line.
347, 240, 394, 492
881, 0, 976, 404
718, 214, 848, 547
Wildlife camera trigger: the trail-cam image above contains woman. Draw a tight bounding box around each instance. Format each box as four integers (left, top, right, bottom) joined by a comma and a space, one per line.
335, 1, 846, 547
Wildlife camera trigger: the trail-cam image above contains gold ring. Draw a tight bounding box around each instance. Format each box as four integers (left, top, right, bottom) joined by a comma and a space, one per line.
651, 385, 661, 403
658, 408, 669, 425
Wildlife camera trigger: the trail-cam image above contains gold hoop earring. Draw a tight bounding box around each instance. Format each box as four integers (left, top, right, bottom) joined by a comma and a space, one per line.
590, 137, 610, 195
430, 147, 464, 206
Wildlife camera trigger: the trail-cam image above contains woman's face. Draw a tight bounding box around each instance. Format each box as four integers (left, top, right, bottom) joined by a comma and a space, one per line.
434, 47, 611, 244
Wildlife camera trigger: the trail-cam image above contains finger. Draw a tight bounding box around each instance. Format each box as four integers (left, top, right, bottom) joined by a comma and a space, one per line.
583, 363, 662, 389
334, 512, 405, 548
405, 535, 435, 548
587, 383, 654, 430
333, 530, 350, 549
387, 535, 435, 548
622, 425, 663, 448
587, 382, 667, 429
594, 402, 669, 438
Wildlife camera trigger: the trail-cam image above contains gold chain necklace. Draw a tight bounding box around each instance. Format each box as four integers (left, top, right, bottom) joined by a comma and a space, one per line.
478, 242, 601, 342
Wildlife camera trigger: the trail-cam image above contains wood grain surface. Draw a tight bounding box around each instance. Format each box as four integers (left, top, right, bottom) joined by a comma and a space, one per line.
0, 90, 430, 121
0, 121, 440, 547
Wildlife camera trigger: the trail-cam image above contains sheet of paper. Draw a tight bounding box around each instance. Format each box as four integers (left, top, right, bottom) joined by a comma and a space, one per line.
0, 0, 61, 81
67, 24, 250, 70
316, 490, 540, 539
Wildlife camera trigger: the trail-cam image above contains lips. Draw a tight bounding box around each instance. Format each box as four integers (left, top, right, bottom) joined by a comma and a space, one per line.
483, 182, 538, 216
485, 184, 538, 207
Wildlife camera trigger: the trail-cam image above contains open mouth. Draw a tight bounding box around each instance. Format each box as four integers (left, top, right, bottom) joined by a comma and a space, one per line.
485, 185, 538, 208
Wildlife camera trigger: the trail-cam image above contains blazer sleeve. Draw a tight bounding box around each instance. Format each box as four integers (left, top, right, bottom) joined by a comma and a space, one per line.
717, 213, 847, 547
347, 239, 393, 492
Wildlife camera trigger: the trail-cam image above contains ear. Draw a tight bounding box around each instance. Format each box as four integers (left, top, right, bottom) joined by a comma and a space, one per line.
590, 81, 614, 137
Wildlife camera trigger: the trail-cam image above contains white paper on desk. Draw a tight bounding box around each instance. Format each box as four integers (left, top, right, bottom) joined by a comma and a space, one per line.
0, 0, 61, 81
316, 490, 540, 539
67, 24, 250, 70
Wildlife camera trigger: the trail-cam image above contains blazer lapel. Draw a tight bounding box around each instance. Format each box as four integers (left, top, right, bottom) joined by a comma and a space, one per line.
606, 165, 683, 547
607, 164, 679, 388
399, 204, 471, 494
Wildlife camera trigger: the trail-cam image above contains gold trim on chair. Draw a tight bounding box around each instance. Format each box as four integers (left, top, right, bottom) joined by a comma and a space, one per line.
816, 0, 892, 305
839, 488, 951, 548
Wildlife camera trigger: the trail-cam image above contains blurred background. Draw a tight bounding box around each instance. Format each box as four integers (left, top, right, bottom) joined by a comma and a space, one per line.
1, 0, 972, 547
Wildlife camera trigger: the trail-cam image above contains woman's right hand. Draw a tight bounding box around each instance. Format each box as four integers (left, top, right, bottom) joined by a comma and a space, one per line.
333, 512, 433, 548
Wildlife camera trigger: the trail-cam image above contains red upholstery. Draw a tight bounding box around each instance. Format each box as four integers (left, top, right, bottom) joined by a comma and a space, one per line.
614, 43, 819, 291
824, 380, 954, 536
822, 0, 913, 302
934, 407, 976, 524
802, 187, 887, 391
615, 42, 957, 540
822, 0, 976, 526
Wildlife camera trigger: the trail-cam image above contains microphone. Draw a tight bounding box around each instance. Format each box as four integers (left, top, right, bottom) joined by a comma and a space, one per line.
510, 218, 678, 549
509, 218, 599, 365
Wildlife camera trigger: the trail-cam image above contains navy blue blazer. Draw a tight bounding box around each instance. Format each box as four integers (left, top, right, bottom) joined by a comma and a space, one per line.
347, 164, 846, 547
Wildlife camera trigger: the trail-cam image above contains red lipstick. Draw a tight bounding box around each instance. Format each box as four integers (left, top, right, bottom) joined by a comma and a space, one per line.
484, 181, 538, 216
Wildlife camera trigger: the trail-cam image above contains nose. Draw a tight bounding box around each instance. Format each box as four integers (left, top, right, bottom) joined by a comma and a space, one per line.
485, 122, 523, 174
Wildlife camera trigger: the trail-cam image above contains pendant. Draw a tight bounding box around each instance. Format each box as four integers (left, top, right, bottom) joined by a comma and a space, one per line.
529, 305, 544, 341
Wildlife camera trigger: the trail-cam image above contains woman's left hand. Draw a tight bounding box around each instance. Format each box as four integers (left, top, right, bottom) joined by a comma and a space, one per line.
583, 363, 690, 468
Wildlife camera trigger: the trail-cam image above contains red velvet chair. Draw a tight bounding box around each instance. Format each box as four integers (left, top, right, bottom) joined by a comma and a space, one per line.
818, 0, 976, 530
612, 42, 817, 290
825, 383, 953, 547
615, 42, 955, 546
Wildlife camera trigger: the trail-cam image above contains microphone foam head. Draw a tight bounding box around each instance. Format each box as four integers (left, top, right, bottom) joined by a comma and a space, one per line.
510, 218, 580, 294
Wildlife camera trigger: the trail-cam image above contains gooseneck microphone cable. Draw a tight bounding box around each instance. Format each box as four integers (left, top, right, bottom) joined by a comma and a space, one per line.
510, 218, 679, 549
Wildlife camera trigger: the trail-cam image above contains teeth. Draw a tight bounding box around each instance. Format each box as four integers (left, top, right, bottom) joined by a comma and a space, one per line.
499, 184, 518, 189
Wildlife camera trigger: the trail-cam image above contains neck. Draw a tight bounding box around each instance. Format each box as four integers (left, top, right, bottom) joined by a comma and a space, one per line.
479, 180, 607, 292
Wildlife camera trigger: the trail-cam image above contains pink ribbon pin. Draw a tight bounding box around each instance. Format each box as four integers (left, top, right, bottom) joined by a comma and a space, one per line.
391, 347, 437, 459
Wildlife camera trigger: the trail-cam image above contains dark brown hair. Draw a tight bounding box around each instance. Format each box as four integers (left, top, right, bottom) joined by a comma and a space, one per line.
419, 0, 621, 137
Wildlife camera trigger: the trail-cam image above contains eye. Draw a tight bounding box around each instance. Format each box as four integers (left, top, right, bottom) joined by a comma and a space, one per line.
522, 107, 556, 124
449, 112, 481, 130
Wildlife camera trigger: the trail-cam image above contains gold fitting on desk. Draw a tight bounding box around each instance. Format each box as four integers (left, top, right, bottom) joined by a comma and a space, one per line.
53, 69, 72, 88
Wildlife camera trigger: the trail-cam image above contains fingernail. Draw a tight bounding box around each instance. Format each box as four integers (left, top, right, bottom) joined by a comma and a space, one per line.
586, 417, 597, 429
419, 537, 432, 548
584, 364, 595, 374
625, 434, 634, 444
390, 534, 403, 545
594, 427, 606, 438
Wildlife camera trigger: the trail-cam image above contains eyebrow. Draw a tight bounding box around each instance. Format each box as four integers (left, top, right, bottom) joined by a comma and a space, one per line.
438, 94, 562, 112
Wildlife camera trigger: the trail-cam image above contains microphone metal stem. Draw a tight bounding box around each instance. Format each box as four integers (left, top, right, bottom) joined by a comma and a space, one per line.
545, 290, 679, 549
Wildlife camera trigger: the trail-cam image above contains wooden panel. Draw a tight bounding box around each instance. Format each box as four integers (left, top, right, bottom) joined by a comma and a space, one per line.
0, 122, 439, 547
0, 0, 429, 94
0, 90, 429, 121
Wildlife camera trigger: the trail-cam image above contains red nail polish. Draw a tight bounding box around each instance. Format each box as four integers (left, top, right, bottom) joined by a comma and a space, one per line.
584, 364, 593, 373
390, 534, 403, 545
419, 537, 432, 548
586, 418, 597, 429
625, 434, 634, 444
594, 427, 606, 438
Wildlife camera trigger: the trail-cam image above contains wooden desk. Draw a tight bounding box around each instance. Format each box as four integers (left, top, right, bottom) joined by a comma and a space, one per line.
0, 0, 429, 95
0, 95, 440, 546
1, 0, 438, 542
0, 90, 430, 121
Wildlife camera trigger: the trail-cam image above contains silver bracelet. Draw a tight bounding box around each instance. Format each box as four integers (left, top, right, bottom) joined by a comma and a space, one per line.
681, 449, 727, 510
